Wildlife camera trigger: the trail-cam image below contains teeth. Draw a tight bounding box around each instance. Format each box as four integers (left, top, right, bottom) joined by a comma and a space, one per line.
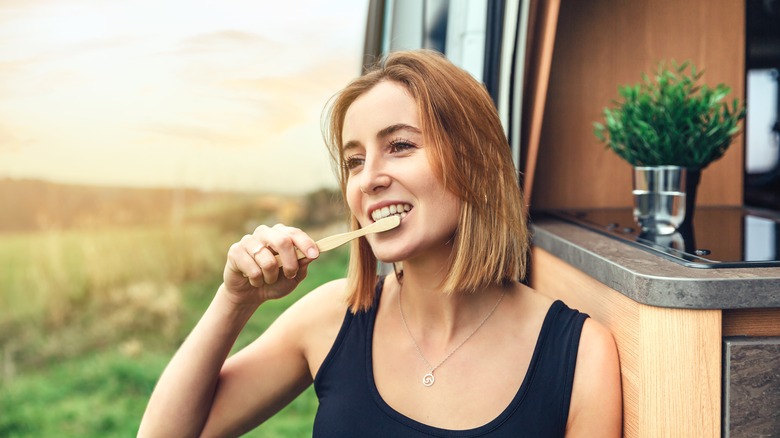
371, 203, 412, 221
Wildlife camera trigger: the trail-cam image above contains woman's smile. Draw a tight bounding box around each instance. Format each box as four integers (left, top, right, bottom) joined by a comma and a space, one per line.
369, 202, 412, 222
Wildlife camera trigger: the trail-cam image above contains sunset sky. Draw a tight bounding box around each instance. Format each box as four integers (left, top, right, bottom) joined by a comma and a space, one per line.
0, 0, 368, 194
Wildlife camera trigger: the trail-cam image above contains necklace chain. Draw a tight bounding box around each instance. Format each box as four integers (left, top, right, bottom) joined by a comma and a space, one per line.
398, 286, 505, 387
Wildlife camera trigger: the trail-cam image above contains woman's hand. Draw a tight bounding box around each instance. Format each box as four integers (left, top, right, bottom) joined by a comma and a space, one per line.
223, 224, 320, 306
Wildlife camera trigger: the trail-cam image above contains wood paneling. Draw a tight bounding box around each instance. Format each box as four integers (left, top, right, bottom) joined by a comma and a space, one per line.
724, 308, 780, 337
639, 304, 721, 437
520, 0, 561, 204
532, 247, 722, 437
529, 0, 745, 210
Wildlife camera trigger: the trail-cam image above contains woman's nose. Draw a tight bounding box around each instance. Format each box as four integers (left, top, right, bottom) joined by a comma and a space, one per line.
358, 156, 391, 194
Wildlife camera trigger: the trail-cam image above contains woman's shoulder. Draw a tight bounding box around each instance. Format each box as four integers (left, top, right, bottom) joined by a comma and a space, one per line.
505, 282, 557, 322
272, 278, 351, 367
511, 283, 596, 326
282, 278, 351, 330
507, 284, 614, 351
519, 286, 613, 345
514, 283, 616, 368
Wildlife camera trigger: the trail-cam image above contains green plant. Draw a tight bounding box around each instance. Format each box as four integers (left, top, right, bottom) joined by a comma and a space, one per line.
594, 60, 746, 170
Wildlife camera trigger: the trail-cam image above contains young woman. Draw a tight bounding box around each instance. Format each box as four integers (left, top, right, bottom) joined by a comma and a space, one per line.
139, 50, 622, 437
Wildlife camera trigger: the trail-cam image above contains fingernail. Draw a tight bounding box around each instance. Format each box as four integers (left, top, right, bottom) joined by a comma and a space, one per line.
307, 248, 318, 258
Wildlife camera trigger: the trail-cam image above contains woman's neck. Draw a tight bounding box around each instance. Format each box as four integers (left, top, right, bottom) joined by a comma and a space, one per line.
391, 264, 506, 345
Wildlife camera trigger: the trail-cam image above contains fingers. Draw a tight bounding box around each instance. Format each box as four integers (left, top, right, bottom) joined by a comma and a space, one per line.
253, 246, 280, 284
225, 239, 261, 291
265, 224, 319, 279
238, 224, 320, 285
293, 262, 310, 284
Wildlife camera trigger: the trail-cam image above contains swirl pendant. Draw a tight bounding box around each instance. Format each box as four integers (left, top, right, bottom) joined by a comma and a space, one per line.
399, 286, 506, 389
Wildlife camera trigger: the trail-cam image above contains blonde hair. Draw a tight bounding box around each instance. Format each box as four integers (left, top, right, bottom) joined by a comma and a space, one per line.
324, 49, 528, 312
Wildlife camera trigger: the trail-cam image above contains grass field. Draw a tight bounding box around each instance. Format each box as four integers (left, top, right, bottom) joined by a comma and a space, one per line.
0, 222, 349, 437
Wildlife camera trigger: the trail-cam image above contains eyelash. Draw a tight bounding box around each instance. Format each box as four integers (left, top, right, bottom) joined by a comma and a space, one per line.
342, 155, 363, 171
389, 137, 417, 152
342, 138, 418, 172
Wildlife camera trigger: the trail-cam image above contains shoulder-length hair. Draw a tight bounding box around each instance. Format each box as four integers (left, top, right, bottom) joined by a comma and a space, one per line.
323, 49, 528, 312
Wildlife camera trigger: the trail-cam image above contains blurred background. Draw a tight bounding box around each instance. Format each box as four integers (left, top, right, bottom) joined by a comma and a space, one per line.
0, 1, 368, 436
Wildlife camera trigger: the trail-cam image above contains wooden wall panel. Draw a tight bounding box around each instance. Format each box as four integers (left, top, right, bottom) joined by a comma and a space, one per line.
530, 0, 745, 210
638, 304, 721, 437
520, 0, 561, 204
723, 308, 780, 336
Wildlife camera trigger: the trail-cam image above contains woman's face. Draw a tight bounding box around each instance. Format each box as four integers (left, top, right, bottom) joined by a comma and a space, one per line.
341, 81, 461, 263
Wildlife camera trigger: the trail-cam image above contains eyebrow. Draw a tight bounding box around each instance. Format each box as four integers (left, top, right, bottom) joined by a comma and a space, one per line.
343, 123, 422, 152
378, 123, 421, 139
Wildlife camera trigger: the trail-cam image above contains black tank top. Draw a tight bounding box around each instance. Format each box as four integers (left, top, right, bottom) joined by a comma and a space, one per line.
312, 278, 588, 437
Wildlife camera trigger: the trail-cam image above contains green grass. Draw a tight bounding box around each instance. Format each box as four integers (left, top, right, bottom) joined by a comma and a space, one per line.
0, 348, 324, 437
0, 225, 349, 437
0, 350, 169, 437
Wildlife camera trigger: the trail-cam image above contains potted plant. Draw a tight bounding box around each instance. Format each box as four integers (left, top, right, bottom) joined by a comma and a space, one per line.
594, 60, 746, 234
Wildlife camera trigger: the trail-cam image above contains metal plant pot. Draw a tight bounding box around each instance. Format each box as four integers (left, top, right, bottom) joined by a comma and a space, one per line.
632, 166, 687, 235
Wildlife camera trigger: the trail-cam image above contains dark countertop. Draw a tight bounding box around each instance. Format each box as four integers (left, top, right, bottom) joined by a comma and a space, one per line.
530, 215, 780, 309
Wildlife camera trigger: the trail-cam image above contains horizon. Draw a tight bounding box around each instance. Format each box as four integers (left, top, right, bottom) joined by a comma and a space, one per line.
0, 174, 320, 194
0, 0, 367, 194
0, 173, 341, 196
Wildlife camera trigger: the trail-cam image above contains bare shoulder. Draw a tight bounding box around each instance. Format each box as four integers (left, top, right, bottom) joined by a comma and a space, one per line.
566, 316, 623, 436
271, 278, 351, 376
575, 318, 620, 387
272, 278, 350, 340
508, 283, 556, 318
282, 278, 350, 322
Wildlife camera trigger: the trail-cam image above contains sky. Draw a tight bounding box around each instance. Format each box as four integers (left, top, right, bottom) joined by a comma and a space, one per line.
0, 0, 368, 194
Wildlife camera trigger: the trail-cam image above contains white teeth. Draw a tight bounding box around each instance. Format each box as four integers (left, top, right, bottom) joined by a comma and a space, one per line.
371, 203, 412, 221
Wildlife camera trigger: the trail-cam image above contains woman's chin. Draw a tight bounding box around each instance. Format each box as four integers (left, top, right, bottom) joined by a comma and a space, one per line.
374, 254, 402, 264
372, 249, 406, 264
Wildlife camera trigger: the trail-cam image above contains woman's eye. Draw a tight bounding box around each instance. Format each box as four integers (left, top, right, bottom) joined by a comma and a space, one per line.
343, 155, 364, 171
389, 139, 416, 153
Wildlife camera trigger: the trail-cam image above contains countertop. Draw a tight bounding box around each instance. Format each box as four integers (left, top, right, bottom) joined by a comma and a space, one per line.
530, 214, 780, 309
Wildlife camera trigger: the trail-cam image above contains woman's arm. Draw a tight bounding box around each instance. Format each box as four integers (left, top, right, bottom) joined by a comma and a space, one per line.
565, 319, 623, 437
138, 224, 322, 437
199, 278, 347, 437
138, 285, 268, 437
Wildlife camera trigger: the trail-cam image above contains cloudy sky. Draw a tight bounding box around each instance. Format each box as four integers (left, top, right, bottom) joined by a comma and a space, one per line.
0, 0, 368, 194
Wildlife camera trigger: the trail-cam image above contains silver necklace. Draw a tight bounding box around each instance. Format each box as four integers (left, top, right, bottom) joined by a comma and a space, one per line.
398, 286, 505, 387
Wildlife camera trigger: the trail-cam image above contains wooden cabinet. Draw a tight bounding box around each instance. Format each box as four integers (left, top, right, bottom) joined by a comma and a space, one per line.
531, 245, 780, 437
532, 247, 722, 436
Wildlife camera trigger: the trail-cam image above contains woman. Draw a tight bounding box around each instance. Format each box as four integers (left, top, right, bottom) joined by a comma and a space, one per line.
139, 50, 622, 437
